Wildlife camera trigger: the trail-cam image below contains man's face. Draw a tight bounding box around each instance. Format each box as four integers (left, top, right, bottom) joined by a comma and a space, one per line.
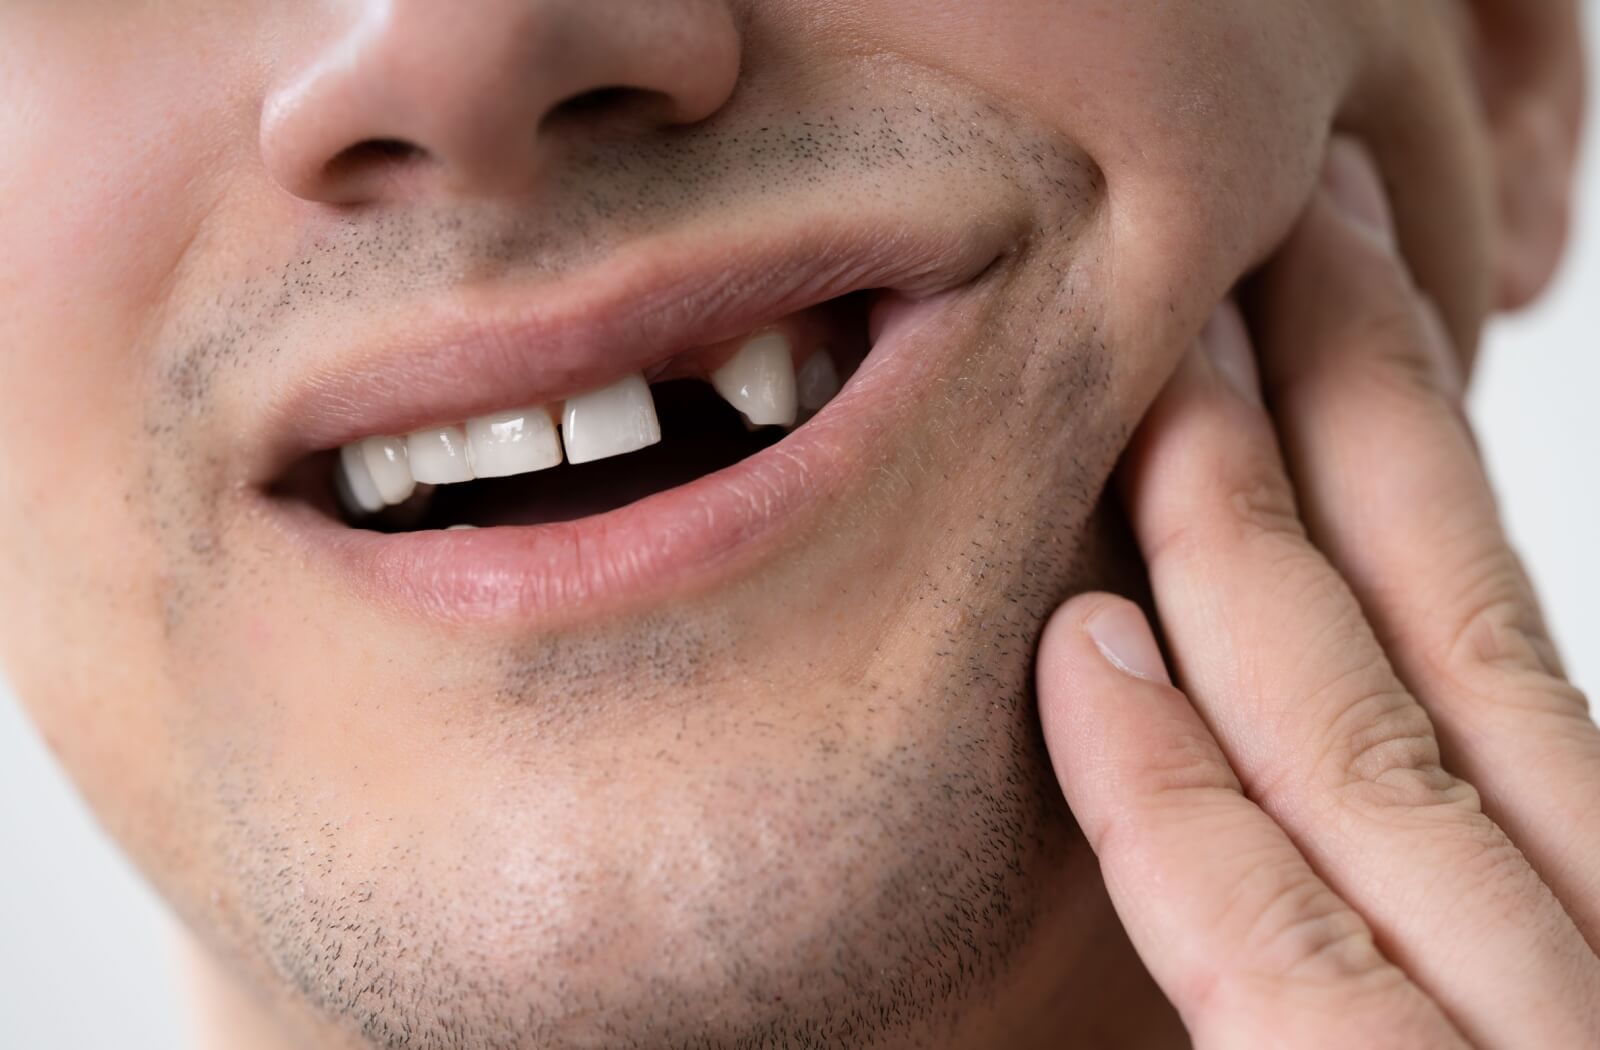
0, 2, 1517, 1046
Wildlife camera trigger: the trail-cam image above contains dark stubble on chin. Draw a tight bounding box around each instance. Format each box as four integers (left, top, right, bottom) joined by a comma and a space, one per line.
142, 77, 1136, 1049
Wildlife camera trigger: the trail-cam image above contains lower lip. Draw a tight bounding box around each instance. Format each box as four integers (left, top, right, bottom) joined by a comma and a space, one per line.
280, 291, 960, 627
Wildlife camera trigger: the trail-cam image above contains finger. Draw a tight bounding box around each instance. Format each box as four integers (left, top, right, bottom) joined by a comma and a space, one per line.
1253, 138, 1600, 943
1119, 319, 1600, 1046
1038, 595, 1464, 1049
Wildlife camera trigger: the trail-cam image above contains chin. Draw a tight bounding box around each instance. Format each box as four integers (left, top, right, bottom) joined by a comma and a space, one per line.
170, 481, 1144, 1048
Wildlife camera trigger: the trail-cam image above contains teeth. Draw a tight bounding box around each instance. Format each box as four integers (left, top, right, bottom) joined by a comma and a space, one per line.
337, 443, 385, 515
337, 333, 830, 522
561, 372, 661, 465
360, 435, 416, 506
466, 407, 563, 478
711, 332, 797, 427
406, 425, 474, 484
796, 351, 840, 412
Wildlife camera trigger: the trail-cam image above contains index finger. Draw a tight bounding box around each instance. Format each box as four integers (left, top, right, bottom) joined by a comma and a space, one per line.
1038, 593, 1463, 1049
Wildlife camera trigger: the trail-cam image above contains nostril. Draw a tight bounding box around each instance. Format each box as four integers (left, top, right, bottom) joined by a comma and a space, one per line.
324, 137, 428, 183
545, 85, 676, 134
555, 86, 638, 114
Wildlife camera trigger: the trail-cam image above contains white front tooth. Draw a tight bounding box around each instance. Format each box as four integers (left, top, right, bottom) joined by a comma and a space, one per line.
711, 332, 797, 426
405, 425, 474, 484
466, 407, 563, 478
561, 373, 661, 465
710, 329, 796, 425
796, 351, 840, 412
360, 435, 416, 505
337, 443, 385, 515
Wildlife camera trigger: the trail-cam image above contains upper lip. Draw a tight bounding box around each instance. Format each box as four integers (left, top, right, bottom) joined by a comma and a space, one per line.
252, 210, 1015, 485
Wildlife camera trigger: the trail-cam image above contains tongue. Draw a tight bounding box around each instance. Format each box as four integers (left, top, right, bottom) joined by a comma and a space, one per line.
424, 381, 783, 528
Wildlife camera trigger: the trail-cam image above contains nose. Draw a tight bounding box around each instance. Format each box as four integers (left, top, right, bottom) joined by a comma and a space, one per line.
260, 0, 742, 203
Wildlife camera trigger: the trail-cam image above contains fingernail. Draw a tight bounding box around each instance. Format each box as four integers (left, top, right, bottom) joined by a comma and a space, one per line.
1085, 602, 1171, 684
1199, 300, 1264, 408
1417, 296, 1466, 402
1322, 136, 1396, 248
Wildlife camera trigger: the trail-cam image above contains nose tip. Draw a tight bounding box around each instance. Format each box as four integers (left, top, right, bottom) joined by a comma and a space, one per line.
260, 0, 741, 204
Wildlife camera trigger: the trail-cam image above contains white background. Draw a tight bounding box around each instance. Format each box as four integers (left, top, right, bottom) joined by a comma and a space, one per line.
4, 22, 1598, 1049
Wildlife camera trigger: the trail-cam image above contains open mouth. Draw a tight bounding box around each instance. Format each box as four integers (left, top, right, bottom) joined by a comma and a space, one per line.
276, 292, 874, 535
252, 209, 1014, 622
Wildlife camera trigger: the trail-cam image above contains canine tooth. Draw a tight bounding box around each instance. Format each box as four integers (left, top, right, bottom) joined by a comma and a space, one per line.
561, 373, 661, 464
796, 351, 840, 412
337, 443, 385, 515
446, 524, 477, 530
466, 407, 563, 478
711, 332, 797, 426
360, 435, 416, 505
406, 425, 474, 484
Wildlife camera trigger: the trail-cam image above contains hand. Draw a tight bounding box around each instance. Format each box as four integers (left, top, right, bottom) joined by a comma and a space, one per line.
1036, 139, 1600, 1048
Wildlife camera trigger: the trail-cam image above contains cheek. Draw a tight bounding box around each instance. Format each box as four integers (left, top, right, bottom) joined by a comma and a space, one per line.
1, 31, 219, 438
835, 0, 1352, 399
0, 14, 248, 842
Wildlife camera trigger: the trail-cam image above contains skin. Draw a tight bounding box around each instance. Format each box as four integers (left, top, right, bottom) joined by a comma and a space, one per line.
0, 2, 1583, 1047
1039, 143, 1600, 1046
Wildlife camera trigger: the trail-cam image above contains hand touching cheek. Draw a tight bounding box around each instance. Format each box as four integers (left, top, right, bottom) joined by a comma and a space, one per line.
1037, 139, 1600, 1049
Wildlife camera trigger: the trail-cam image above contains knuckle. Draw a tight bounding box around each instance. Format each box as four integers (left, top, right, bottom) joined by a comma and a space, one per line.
1289, 669, 1487, 820
1244, 655, 1403, 800
1263, 655, 1424, 785
1088, 717, 1242, 860
1220, 453, 1305, 546
1419, 554, 1594, 732
1330, 686, 1444, 793
1446, 582, 1556, 674
1340, 763, 1483, 823
1329, 691, 1481, 817
1347, 304, 1442, 403
1298, 678, 1534, 876
1143, 433, 1303, 571
1191, 866, 1418, 1037
1136, 726, 1240, 800
1242, 872, 1380, 986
